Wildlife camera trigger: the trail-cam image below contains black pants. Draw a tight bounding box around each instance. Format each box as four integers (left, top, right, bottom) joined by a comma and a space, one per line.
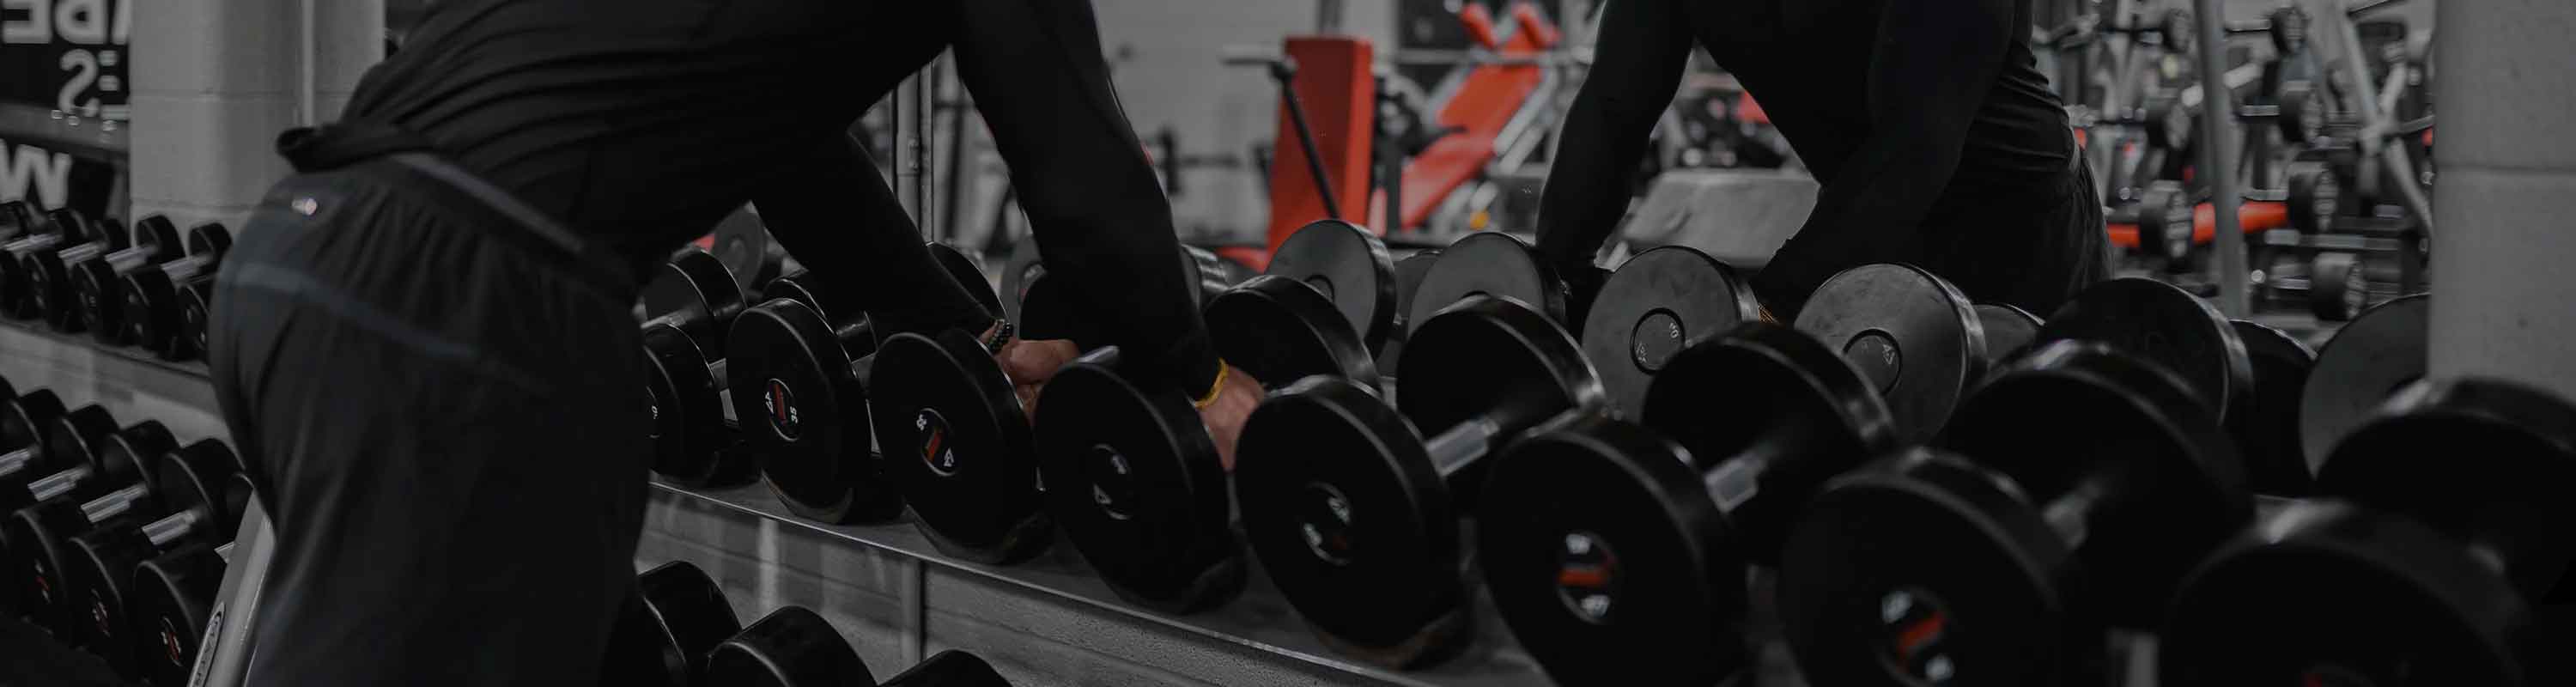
1920, 158, 2109, 317
208, 159, 647, 684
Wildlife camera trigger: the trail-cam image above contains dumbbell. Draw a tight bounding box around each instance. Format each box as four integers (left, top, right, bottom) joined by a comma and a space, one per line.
1475, 319, 1902, 684
52, 441, 241, 676
1031, 221, 1391, 613
1402, 232, 1568, 337
0, 383, 74, 617
0, 209, 95, 319
2284, 149, 2345, 234
1235, 294, 1601, 666
2162, 378, 2576, 685
2021, 277, 2311, 492
1574, 246, 1760, 414
1467, 263, 1978, 682
600, 561, 738, 687
124, 495, 257, 687
0, 410, 177, 634
1974, 302, 2043, 362
1779, 339, 2250, 687
641, 248, 764, 487
1374, 248, 1442, 378
705, 606, 1012, 686
2137, 181, 2196, 266
0, 201, 33, 240
731, 243, 1001, 525
22, 211, 145, 332
2300, 293, 2424, 480
108, 222, 233, 353
2231, 319, 2314, 494
2307, 250, 2372, 321
74, 217, 205, 344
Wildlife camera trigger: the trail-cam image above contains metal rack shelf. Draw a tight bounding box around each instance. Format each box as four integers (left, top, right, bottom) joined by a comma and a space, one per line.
647, 479, 1553, 687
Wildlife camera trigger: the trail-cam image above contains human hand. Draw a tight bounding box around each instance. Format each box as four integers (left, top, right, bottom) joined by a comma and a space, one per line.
990, 323, 1079, 422
1196, 364, 1265, 471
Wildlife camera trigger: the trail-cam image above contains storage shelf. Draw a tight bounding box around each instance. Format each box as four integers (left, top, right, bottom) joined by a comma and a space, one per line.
0, 316, 210, 380
647, 480, 1554, 687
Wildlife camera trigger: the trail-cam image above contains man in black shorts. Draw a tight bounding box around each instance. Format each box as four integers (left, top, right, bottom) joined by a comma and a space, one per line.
206, 1, 1258, 683
1536, 0, 2105, 319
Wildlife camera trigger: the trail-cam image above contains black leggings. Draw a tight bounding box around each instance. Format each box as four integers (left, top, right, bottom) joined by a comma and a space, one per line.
209, 160, 647, 685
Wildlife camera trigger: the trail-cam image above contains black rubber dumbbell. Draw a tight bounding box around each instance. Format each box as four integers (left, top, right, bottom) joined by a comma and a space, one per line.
1574, 245, 1760, 415
731, 244, 1000, 525
1373, 247, 1441, 378
1236, 294, 1600, 667
705, 606, 1012, 687
51, 441, 240, 676
0, 202, 35, 242
2025, 277, 2305, 492
0, 209, 96, 319
22, 211, 142, 333
599, 561, 738, 687
640, 248, 763, 487
1780, 340, 2251, 687
0, 410, 175, 634
1033, 221, 1392, 613
70, 216, 195, 343
0, 382, 72, 618
125, 516, 250, 687
2164, 378, 2576, 686
109, 222, 233, 353
1975, 302, 2043, 362
1475, 319, 1902, 685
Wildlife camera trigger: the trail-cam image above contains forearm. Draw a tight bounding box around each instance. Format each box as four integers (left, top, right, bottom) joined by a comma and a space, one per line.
1534, 95, 1658, 272
755, 136, 993, 337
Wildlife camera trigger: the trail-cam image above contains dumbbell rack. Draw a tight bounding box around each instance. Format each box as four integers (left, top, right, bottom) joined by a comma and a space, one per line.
0, 316, 1552, 686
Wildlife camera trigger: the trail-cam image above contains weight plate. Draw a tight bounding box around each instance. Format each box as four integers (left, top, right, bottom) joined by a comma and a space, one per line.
929, 242, 1005, 319
1206, 276, 1380, 390
642, 323, 744, 488
2228, 320, 2316, 495
704, 607, 876, 687
2308, 252, 2368, 321
641, 249, 747, 353
729, 299, 890, 525
999, 239, 1046, 325
2138, 185, 2195, 263
1376, 250, 1443, 377
131, 543, 224, 687
2314, 377, 2576, 602
1235, 374, 1461, 654
1035, 348, 1243, 613
872, 330, 1053, 564
886, 650, 1011, 686
2160, 501, 2524, 686
1973, 303, 2042, 364
1475, 414, 1747, 686
177, 282, 215, 362
602, 561, 740, 687
1267, 220, 1399, 353
708, 207, 776, 298
2, 388, 64, 453
2284, 161, 2340, 234
1405, 232, 1563, 340
1780, 448, 2082, 687
2032, 277, 2251, 419
2300, 294, 2425, 475
1577, 246, 1759, 416
1793, 264, 1984, 444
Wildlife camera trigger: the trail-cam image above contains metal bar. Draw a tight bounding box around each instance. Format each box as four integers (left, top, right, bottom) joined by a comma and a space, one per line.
1269, 60, 1344, 221
2193, 0, 2250, 316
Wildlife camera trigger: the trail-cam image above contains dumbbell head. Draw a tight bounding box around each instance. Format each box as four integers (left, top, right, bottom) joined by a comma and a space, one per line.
2165, 378, 2576, 685
2283, 157, 2342, 234
1477, 320, 1899, 685
2031, 277, 2253, 421
2267, 6, 2310, 54
1779, 342, 2249, 687
1376, 249, 1443, 377
727, 290, 885, 524
7, 418, 180, 635
73, 216, 186, 344
2230, 320, 2316, 495
3, 388, 68, 457
0, 201, 32, 236
1794, 264, 1985, 444
21, 214, 130, 332
1973, 303, 2041, 362
1577, 246, 1760, 415
2136, 183, 2196, 264
2301, 294, 2426, 479
1265, 220, 1400, 354
174, 279, 217, 361
641, 320, 741, 487
1404, 233, 1564, 340
1236, 295, 1598, 664
705, 606, 875, 687
64, 441, 240, 675
118, 222, 233, 356
1032, 346, 1247, 613
642, 248, 751, 354
601, 561, 740, 687
130, 540, 231, 686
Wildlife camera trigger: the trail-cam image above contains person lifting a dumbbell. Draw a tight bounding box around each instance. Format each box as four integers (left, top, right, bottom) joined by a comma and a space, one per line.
1537, 0, 2107, 319
204, 2, 1256, 684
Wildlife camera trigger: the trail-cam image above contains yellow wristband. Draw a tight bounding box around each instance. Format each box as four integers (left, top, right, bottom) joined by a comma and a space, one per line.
1194, 364, 1230, 409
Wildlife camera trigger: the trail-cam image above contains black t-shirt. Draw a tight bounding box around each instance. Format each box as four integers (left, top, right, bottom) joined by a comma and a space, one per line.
342, 0, 1218, 391
1536, 0, 2076, 316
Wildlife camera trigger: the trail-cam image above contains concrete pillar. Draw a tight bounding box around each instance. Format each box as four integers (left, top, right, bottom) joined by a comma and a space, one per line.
128, 0, 378, 230
2426, 1, 2576, 401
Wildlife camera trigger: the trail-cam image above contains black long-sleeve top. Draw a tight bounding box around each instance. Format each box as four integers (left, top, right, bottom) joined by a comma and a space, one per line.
339, 0, 1218, 391
1537, 0, 2074, 317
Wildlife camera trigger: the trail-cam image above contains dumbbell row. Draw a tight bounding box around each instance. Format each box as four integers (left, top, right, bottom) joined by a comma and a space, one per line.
0, 201, 234, 362
0, 374, 249, 686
